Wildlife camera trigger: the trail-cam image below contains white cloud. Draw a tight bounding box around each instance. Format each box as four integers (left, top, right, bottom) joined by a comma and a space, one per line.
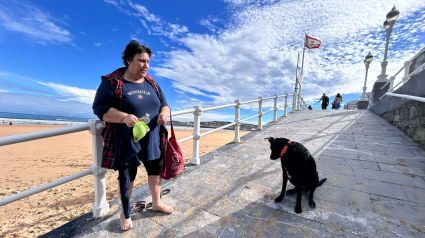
200, 19, 218, 32
151, 0, 425, 107
0, 0, 72, 44
0, 89, 10, 92
107, 1, 189, 40
38, 82, 96, 105
94, 43, 101, 47
0, 92, 94, 118
128, 1, 161, 23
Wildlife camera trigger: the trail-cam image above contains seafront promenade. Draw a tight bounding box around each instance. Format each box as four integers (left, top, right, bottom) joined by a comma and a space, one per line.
44, 109, 425, 237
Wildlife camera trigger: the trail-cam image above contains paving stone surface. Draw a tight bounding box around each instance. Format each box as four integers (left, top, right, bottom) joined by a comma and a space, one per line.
44, 110, 425, 237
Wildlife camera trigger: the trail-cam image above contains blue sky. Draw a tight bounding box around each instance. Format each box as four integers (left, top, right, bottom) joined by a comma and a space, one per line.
0, 0, 424, 124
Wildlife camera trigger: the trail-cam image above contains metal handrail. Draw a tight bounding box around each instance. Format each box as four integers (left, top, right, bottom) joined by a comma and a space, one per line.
177, 135, 194, 143
407, 63, 425, 78
380, 92, 425, 102
203, 103, 237, 112
0, 124, 90, 146
172, 108, 195, 116
0, 169, 92, 206
240, 99, 261, 105
373, 46, 425, 104
200, 122, 236, 137
263, 109, 274, 114
240, 114, 261, 122
380, 66, 404, 90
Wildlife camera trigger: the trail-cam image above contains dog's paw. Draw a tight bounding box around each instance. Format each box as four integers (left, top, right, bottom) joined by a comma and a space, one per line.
308, 200, 316, 208
294, 205, 302, 214
274, 196, 283, 203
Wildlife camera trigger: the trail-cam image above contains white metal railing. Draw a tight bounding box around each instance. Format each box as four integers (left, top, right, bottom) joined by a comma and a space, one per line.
380, 46, 425, 93
379, 92, 425, 103
0, 92, 306, 218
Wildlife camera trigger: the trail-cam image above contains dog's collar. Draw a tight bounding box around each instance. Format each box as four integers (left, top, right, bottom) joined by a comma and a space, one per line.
280, 141, 292, 157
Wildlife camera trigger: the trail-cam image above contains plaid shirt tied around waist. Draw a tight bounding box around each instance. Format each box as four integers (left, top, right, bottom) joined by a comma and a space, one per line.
100, 67, 168, 169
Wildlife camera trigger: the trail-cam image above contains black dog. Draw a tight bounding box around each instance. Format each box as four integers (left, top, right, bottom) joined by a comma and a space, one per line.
266, 137, 327, 213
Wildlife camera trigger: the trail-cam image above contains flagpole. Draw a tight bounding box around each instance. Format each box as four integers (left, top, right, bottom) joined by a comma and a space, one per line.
292, 52, 300, 113
298, 34, 306, 110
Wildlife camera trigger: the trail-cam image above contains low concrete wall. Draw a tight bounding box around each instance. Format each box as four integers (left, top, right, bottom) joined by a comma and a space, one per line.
369, 69, 425, 148
381, 100, 425, 148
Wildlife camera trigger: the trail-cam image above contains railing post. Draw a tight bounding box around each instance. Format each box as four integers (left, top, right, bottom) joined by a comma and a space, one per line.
234, 99, 241, 143
297, 94, 301, 110
258, 96, 263, 130
300, 95, 304, 110
273, 94, 278, 122
88, 119, 109, 218
191, 106, 202, 165
291, 92, 296, 113
388, 76, 395, 92
402, 61, 411, 84
284, 93, 288, 117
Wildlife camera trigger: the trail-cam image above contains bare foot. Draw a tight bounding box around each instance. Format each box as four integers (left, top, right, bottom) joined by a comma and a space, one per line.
151, 202, 173, 214
120, 212, 133, 231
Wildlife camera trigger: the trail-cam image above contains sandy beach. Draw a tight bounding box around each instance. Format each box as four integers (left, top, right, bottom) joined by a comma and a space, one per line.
0, 124, 249, 238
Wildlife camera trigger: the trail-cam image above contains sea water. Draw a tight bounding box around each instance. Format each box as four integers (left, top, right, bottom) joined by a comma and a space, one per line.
0, 112, 219, 130
0, 112, 93, 126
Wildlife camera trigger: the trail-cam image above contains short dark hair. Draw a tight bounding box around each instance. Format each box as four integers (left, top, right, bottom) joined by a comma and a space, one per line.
122, 40, 152, 67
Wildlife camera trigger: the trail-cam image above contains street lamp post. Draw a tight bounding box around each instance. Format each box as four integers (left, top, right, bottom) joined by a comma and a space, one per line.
372, 5, 400, 103
358, 52, 373, 109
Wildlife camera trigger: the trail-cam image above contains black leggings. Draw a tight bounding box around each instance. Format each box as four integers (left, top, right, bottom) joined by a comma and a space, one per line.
117, 157, 164, 182
118, 158, 164, 219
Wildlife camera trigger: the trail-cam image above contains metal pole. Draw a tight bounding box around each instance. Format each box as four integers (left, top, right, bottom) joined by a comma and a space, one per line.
257, 96, 263, 130
234, 99, 241, 143
402, 61, 411, 83
284, 93, 288, 117
191, 106, 202, 165
298, 35, 306, 110
388, 76, 395, 92
88, 119, 109, 218
360, 64, 369, 101
293, 52, 300, 110
0, 169, 92, 207
297, 84, 301, 111
273, 94, 278, 122
377, 28, 392, 82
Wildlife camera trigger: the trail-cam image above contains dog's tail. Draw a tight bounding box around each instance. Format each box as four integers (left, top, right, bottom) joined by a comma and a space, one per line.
318, 178, 327, 187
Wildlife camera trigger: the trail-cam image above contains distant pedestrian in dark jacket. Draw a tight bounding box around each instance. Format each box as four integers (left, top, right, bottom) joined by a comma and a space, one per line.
318, 93, 329, 110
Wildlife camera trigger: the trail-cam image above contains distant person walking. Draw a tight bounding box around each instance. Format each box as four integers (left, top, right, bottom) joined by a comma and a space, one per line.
332, 93, 343, 110
318, 93, 329, 110
9, 121, 12, 126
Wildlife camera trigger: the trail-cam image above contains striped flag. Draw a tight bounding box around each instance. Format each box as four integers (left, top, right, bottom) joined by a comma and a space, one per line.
305, 35, 321, 49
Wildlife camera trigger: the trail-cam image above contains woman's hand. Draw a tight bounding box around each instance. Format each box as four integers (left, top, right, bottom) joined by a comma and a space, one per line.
157, 112, 168, 126
124, 114, 139, 127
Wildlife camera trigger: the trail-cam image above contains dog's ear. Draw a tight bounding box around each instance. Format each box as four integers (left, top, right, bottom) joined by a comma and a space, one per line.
265, 137, 274, 143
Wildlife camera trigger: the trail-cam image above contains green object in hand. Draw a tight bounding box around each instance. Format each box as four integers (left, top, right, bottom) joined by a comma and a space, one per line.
133, 121, 148, 142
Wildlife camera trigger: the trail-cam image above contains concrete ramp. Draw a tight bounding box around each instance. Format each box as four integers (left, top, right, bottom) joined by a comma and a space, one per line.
50, 110, 425, 237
